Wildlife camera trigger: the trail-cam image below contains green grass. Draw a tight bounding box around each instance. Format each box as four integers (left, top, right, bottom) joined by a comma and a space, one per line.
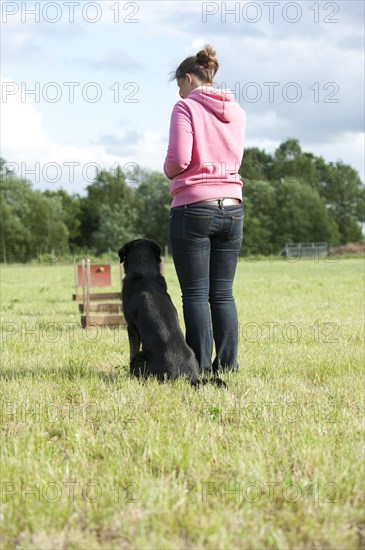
1, 257, 364, 549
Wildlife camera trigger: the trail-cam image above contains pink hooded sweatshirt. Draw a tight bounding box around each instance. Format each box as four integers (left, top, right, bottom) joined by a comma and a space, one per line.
164, 86, 246, 207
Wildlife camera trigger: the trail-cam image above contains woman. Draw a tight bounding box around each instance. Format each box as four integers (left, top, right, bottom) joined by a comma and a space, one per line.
164, 45, 247, 374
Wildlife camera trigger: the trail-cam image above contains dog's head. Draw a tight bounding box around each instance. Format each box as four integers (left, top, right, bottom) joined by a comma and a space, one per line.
118, 239, 162, 274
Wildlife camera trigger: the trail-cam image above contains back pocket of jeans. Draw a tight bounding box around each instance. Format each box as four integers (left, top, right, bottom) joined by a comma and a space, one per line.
183, 212, 213, 240
226, 214, 243, 241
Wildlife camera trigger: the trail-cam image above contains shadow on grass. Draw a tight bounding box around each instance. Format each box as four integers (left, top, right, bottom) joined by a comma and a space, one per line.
0, 361, 130, 384
0, 364, 234, 391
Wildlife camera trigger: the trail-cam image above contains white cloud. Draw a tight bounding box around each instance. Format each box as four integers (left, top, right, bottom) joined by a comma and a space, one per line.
1, 78, 48, 154
0, 77, 167, 194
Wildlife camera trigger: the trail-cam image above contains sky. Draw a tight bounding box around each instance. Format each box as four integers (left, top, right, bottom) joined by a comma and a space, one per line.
1, 0, 364, 195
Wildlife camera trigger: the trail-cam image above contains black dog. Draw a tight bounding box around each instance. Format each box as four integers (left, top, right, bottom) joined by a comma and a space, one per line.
118, 239, 226, 388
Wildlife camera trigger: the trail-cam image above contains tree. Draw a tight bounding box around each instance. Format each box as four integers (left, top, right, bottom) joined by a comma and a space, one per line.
320, 161, 364, 243
135, 171, 172, 249
0, 160, 69, 262
240, 142, 364, 246
27, 191, 69, 249
272, 178, 340, 246
44, 189, 82, 243
0, 194, 30, 263
274, 138, 302, 163
242, 179, 276, 253
240, 147, 273, 183
78, 165, 137, 246
273, 139, 325, 189
0, 170, 33, 262
92, 203, 141, 253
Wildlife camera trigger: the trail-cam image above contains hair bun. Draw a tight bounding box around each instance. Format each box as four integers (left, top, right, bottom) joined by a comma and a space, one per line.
172, 44, 219, 83
196, 45, 219, 77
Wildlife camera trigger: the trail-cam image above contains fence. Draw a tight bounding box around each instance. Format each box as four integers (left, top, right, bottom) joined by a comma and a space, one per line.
282, 242, 329, 259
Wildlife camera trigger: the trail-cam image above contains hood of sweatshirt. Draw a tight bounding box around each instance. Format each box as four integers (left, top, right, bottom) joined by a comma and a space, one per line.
186, 86, 238, 123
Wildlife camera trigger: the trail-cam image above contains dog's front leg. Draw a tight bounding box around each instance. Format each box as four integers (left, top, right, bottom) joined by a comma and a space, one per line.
127, 325, 141, 362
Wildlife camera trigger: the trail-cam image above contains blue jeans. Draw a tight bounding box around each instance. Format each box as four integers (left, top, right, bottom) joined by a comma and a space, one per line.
169, 204, 243, 373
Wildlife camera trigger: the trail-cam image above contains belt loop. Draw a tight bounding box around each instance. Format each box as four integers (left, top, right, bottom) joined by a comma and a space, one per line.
218, 199, 223, 209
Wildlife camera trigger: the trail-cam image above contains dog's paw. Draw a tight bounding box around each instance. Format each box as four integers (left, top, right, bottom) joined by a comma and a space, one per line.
192, 377, 228, 389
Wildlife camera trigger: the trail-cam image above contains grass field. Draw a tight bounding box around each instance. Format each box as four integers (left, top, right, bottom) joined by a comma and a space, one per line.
0, 256, 364, 550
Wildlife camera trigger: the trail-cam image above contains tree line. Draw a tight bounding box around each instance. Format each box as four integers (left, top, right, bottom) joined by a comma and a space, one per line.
1, 139, 364, 263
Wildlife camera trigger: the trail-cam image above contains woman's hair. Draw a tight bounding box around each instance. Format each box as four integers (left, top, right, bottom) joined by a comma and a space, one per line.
171, 44, 219, 83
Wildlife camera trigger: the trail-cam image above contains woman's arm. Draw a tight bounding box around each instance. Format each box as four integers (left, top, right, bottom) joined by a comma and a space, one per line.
163, 101, 193, 180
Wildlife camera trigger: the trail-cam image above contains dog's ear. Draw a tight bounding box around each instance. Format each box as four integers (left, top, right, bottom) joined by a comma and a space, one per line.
118, 243, 129, 263
152, 241, 162, 259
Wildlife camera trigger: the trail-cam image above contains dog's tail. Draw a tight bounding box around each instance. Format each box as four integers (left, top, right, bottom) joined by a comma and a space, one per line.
191, 376, 227, 389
